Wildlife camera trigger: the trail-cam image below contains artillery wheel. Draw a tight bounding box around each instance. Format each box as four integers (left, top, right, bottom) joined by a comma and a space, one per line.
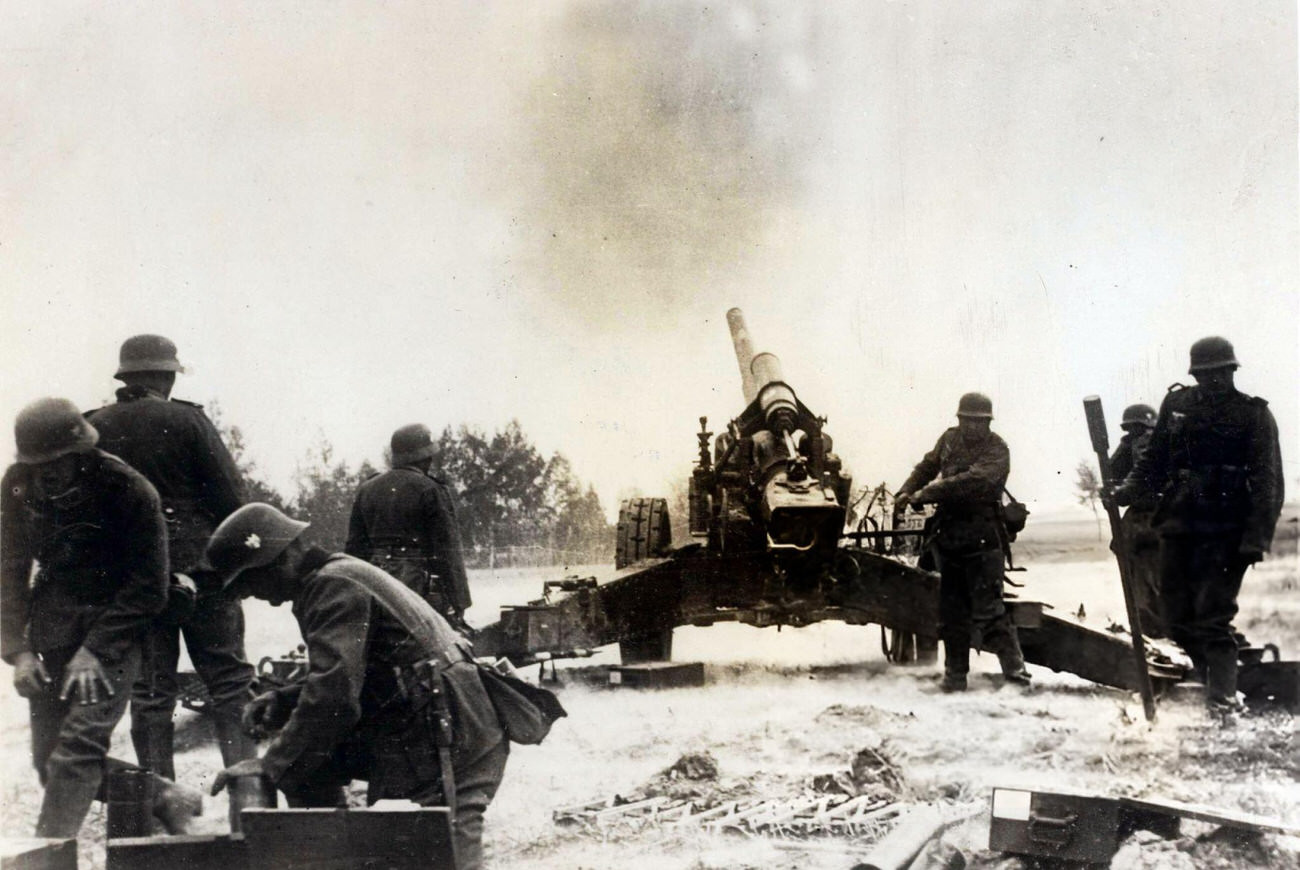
615, 497, 672, 569
619, 628, 674, 664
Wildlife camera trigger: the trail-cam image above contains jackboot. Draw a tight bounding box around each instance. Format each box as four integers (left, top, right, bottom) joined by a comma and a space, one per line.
35, 772, 103, 839
212, 710, 263, 832
131, 718, 176, 782
997, 648, 1032, 687
941, 639, 969, 693
1204, 645, 1242, 712
152, 775, 203, 834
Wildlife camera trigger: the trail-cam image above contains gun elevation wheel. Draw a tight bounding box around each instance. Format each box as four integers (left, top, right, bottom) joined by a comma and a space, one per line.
615, 497, 672, 569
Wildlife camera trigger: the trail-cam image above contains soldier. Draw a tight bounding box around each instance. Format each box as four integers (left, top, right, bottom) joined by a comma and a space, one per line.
86, 335, 256, 819
1, 399, 201, 837
205, 503, 509, 870
346, 424, 472, 630
895, 393, 1031, 693
1109, 403, 1166, 638
1116, 337, 1284, 711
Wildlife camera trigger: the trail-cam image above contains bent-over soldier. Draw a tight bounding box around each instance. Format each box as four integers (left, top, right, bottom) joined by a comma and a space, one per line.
86, 334, 256, 815
1, 399, 201, 838
1117, 337, 1284, 711
896, 393, 1031, 693
346, 424, 472, 629
206, 503, 508, 870
1109, 403, 1166, 638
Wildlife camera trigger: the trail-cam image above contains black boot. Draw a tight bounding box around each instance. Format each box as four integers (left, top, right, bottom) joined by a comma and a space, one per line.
212, 710, 263, 832
35, 772, 102, 839
1205, 646, 1243, 713
131, 718, 176, 782
942, 639, 969, 693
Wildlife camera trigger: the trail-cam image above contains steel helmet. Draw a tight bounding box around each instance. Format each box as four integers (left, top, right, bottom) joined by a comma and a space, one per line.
205, 503, 309, 588
14, 397, 99, 464
115, 334, 185, 379
391, 423, 435, 466
1120, 404, 1157, 429
1188, 336, 1239, 373
956, 392, 994, 419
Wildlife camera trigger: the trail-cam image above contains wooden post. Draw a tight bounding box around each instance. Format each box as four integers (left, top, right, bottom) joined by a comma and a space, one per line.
1083, 395, 1157, 722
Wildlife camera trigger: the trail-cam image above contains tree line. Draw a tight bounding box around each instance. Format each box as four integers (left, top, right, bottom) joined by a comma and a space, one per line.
214, 409, 613, 568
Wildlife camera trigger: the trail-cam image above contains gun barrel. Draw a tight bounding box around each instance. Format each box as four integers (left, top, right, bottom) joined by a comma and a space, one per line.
727, 308, 758, 403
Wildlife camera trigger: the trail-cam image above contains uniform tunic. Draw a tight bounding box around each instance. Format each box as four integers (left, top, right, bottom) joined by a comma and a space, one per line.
1124, 385, 1284, 693
0, 450, 168, 836
88, 385, 252, 771
346, 466, 472, 616
263, 551, 506, 870
900, 427, 1023, 677
1110, 429, 1165, 637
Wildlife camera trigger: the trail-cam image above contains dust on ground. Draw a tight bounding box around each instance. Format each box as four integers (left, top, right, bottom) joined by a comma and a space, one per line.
1, 556, 1297, 869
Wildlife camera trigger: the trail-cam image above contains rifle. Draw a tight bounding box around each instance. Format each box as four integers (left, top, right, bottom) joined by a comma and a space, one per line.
1083, 396, 1157, 722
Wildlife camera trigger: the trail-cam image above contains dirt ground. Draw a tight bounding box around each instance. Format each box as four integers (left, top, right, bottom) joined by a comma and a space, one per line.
2, 524, 1298, 869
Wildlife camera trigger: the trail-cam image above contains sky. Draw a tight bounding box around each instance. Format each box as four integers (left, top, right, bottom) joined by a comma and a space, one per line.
2, 1, 1297, 520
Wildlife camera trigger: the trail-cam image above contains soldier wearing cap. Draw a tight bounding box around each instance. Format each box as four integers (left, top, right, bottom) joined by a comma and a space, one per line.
1117, 337, 1284, 711
346, 424, 472, 630
85, 335, 256, 815
1109, 403, 1166, 638
895, 393, 1031, 693
1, 399, 202, 837
205, 503, 509, 870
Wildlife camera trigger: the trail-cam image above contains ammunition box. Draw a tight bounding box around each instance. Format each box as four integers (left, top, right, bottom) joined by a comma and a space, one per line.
106, 834, 247, 870
0, 839, 76, 870
240, 807, 454, 870
609, 661, 705, 689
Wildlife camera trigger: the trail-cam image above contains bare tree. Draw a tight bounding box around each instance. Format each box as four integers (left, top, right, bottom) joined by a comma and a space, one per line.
1075, 460, 1104, 541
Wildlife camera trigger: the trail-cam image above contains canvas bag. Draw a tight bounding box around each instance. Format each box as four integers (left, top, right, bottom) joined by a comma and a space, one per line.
477, 663, 567, 745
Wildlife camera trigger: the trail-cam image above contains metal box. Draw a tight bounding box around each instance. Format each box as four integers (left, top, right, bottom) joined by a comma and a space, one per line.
107, 834, 247, 870
0, 839, 76, 870
609, 661, 705, 689
240, 807, 455, 870
990, 787, 1297, 863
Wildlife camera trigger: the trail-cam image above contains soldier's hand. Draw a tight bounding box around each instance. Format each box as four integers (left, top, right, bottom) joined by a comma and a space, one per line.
893, 493, 910, 514
909, 488, 930, 509
60, 647, 113, 706
242, 690, 289, 738
12, 651, 51, 698
1109, 484, 1134, 508
211, 757, 265, 797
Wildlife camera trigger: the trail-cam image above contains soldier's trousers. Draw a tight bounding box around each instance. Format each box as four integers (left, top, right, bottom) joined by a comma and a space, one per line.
131, 589, 256, 779
28, 644, 141, 837
1159, 533, 1247, 704
935, 546, 1025, 678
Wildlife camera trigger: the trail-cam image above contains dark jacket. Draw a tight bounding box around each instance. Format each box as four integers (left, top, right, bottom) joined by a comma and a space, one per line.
1, 450, 169, 664
901, 427, 1010, 553
87, 386, 243, 574
262, 551, 502, 796
1125, 385, 1284, 550
346, 467, 471, 612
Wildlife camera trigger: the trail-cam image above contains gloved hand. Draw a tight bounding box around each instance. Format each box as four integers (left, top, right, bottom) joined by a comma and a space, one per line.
1237, 542, 1265, 565
1109, 484, 1135, 507
60, 647, 113, 705
12, 651, 51, 698
909, 488, 931, 509
211, 757, 266, 797
241, 690, 292, 738
893, 492, 911, 513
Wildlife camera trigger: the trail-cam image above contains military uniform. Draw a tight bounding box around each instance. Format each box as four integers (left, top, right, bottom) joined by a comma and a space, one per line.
88, 384, 254, 780
1110, 427, 1165, 638
1, 448, 169, 837
249, 549, 506, 870
901, 422, 1027, 690
1124, 384, 1284, 704
346, 466, 472, 622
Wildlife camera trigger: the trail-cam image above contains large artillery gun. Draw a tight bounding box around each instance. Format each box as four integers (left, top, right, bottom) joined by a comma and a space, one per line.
473, 310, 1188, 696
